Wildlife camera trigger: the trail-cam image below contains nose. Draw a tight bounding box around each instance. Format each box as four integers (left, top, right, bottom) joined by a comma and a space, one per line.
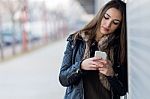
105, 20, 112, 28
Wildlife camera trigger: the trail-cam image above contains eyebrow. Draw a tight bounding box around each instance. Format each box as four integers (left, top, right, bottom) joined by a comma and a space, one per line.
105, 13, 121, 22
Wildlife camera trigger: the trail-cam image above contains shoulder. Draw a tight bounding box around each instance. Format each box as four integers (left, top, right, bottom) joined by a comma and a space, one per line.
66, 36, 84, 53
66, 32, 84, 44
66, 33, 75, 42
67, 31, 86, 42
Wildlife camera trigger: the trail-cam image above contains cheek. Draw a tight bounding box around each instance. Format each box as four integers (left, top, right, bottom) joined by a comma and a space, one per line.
111, 25, 119, 32
101, 19, 105, 26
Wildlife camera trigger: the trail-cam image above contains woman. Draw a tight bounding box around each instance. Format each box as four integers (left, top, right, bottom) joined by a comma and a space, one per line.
59, 0, 128, 99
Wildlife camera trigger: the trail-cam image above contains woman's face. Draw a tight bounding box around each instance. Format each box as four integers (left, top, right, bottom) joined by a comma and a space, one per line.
100, 8, 122, 35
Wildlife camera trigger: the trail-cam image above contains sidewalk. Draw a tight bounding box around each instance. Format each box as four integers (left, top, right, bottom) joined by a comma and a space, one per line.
0, 39, 66, 99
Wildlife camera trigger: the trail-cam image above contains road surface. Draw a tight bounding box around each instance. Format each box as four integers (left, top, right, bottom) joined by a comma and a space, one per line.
0, 39, 66, 99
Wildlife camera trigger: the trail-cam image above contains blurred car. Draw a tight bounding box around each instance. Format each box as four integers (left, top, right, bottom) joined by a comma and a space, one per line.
2, 32, 14, 46
1, 32, 21, 46
27, 32, 40, 42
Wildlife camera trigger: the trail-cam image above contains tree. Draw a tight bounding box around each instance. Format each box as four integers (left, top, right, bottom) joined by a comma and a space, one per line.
0, 0, 24, 55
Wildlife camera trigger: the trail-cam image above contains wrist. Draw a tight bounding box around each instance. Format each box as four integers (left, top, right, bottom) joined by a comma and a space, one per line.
80, 59, 85, 70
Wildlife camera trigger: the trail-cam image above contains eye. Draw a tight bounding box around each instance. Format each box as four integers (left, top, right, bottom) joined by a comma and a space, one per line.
103, 14, 109, 20
113, 20, 120, 25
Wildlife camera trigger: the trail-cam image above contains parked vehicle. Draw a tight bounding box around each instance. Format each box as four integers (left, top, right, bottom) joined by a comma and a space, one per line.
2, 32, 14, 46
1, 32, 22, 46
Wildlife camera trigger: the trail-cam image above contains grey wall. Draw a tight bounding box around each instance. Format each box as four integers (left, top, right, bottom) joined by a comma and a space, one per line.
127, 0, 150, 99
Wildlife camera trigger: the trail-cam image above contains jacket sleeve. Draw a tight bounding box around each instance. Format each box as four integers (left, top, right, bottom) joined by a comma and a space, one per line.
107, 65, 128, 96
59, 40, 82, 87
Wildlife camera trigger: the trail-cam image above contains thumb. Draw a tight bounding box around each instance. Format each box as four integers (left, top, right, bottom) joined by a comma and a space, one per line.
92, 56, 101, 61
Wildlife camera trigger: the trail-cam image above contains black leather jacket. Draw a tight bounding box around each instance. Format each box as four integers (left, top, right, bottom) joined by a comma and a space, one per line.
59, 35, 128, 99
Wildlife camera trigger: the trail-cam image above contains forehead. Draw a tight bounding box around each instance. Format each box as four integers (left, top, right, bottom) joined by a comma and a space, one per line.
105, 8, 122, 20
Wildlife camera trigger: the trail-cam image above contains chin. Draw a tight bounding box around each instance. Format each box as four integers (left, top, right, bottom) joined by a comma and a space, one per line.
101, 31, 109, 35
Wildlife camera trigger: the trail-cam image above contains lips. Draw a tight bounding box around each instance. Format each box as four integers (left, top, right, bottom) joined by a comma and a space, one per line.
102, 26, 109, 32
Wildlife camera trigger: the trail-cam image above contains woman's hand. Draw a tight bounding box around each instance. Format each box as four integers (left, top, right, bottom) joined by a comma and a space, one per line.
81, 57, 103, 70
98, 59, 114, 77
81, 57, 114, 76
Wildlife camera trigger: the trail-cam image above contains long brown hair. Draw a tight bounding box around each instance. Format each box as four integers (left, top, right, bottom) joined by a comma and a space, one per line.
73, 0, 127, 65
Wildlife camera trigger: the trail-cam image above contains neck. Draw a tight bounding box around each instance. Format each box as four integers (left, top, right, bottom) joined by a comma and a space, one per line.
95, 32, 104, 42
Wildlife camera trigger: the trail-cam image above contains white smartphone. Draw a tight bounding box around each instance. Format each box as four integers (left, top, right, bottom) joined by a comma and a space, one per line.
94, 51, 107, 60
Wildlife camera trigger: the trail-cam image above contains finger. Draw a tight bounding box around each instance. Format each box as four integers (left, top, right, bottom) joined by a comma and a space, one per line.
99, 60, 107, 64
90, 64, 99, 69
99, 70, 107, 75
99, 68, 107, 73
86, 64, 98, 70
89, 67, 98, 70
96, 63, 104, 68
90, 61, 99, 66
91, 57, 101, 61
98, 67, 104, 71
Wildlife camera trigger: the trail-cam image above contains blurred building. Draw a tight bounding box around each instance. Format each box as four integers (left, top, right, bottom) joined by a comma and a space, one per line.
77, 0, 95, 14
77, 0, 127, 14
95, 0, 109, 13
76, 0, 110, 14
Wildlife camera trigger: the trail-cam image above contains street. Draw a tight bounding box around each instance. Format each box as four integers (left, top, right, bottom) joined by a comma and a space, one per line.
0, 39, 66, 99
